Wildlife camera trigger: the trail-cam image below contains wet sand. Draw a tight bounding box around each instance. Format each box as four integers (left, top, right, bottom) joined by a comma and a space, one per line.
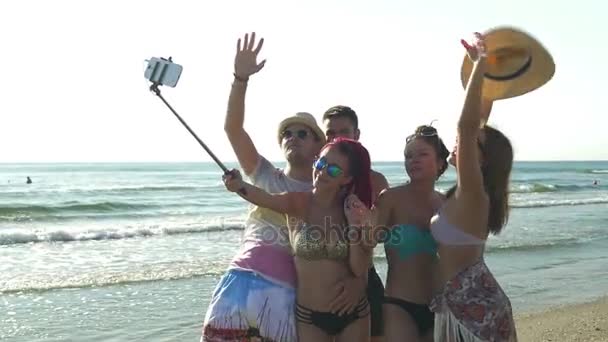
515, 296, 608, 342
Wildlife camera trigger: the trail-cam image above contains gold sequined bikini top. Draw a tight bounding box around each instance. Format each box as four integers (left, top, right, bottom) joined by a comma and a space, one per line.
292, 222, 349, 261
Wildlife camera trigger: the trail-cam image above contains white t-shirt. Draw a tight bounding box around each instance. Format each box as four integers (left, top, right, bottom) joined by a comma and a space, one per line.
229, 156, 312, 288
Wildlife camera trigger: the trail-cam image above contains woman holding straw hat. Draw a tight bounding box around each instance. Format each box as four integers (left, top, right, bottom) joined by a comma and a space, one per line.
429, 26, 553, 341
428, 31, 521, 341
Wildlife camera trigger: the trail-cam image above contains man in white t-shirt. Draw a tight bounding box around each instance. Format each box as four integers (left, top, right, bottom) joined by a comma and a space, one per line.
202, 33, 327, 342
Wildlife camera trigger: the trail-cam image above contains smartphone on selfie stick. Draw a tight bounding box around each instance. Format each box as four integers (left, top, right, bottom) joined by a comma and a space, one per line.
144, 57, 246, 195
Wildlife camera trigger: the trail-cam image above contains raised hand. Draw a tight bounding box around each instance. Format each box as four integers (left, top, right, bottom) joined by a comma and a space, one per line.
461, 32, 487, 62
234, 32, 266, 80
222, 169, 244, 193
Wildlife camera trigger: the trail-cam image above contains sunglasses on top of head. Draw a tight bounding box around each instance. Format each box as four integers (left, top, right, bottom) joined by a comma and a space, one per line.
406, 126, 438, 143
313, 157, 344, 178
281, 129, 309, 140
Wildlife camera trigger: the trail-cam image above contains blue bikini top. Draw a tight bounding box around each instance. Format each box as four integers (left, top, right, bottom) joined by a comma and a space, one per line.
384, 224, 437, 260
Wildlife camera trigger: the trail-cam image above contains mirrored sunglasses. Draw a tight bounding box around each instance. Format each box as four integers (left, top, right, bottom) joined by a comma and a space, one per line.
313, 157, 343, 178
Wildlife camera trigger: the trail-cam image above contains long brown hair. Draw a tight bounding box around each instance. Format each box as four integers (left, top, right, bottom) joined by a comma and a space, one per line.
447, 125, 513, 234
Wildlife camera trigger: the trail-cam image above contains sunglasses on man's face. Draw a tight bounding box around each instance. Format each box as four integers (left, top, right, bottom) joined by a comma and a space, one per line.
313, 157, 344, 178
281, 129, 309, 140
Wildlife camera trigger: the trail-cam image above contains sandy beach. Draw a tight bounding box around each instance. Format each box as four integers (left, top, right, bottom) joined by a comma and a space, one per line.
516, 296, 608, 342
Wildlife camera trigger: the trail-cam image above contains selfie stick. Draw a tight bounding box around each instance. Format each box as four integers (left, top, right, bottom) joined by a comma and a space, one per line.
149, 83, 230, 173
148, 83, 248, 195
146, 57, 246, 195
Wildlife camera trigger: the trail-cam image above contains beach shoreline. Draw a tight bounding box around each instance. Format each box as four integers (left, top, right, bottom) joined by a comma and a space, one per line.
1, 277, 606, 342
2, 161, 607, 342
515, 295, 608, 342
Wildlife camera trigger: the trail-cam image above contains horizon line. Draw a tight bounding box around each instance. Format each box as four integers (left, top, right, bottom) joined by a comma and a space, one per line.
1, 159, 608, 164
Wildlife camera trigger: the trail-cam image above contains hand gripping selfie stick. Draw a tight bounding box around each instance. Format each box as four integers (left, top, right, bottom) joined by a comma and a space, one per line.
145, 57, 246, 195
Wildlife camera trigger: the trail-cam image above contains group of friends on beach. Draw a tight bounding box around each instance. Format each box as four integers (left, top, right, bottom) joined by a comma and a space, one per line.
200, 27, 555, 342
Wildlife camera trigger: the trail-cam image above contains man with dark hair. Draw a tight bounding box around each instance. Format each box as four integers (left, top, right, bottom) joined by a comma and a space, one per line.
322, 105, 389, 342
322, 105, 389, 200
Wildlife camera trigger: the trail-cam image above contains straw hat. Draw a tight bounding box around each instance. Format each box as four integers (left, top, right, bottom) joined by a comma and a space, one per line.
460, 26, 555, 100
277, 112, 326, 145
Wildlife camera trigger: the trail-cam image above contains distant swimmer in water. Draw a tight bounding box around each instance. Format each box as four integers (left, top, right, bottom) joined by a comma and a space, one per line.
593, 180, 599, 186
26, 177, 32, 184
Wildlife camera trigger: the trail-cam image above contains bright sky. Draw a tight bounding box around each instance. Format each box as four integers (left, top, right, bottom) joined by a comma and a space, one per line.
1, 0, 606, 163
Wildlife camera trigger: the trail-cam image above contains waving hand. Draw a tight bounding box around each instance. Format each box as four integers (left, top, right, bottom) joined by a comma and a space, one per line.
234, 32, 266, 80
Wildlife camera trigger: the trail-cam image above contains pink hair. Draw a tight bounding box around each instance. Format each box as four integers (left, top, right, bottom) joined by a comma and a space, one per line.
323, 137, 373, 209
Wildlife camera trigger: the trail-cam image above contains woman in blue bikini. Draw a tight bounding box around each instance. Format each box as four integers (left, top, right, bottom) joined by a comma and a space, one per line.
374, 125, 450, 341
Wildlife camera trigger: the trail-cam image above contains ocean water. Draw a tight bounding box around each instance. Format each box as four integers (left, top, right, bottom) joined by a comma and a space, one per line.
1, 161, 607, 341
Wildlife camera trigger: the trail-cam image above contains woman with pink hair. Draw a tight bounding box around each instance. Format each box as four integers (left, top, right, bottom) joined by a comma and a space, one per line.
223, 137, 375, 342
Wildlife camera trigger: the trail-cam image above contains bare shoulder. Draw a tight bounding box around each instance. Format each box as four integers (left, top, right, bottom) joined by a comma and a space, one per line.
375, 184, 416, 225
370, 169, 389, 195
370, 169, 385, 178
377, 184, 407, 202
371, 169, 389, 186
398, 183, 419, 197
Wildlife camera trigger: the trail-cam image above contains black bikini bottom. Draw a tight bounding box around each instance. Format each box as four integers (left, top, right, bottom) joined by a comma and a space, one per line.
295, 297, 370, 336
383, 296, 434, 335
